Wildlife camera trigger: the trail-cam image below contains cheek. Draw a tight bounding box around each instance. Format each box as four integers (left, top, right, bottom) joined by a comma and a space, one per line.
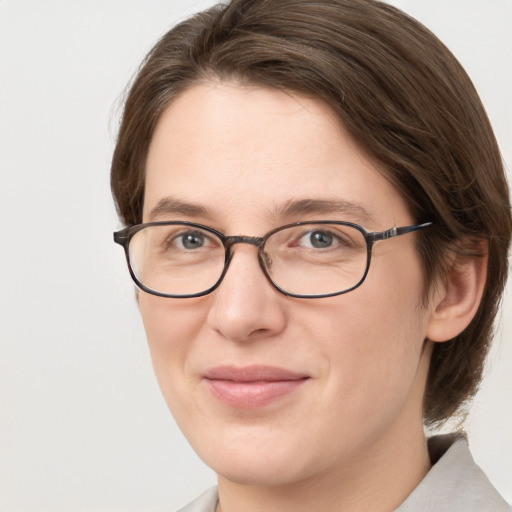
138, 295, 207, 394
305, 293, 424, 385
312, 260, 428, 414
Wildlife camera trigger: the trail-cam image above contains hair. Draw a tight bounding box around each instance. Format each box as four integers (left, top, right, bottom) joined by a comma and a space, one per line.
111, 0, 511, 426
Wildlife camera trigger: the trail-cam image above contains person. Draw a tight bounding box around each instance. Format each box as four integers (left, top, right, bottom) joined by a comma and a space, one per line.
111, 0, 512, 510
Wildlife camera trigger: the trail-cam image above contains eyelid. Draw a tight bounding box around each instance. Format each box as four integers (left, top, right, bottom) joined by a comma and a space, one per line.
279, 226, 340, 248
154, 226, 216, 251
176, 227, 218, 241
300, 227, 343, 242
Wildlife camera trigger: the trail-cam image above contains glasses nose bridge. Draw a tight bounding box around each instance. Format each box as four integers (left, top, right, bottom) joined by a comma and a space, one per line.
220, 234, 274, 292
224, 235, 265, 251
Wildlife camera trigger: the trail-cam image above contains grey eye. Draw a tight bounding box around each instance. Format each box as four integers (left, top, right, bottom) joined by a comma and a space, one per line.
308, 230, 333, 248
178, 231, 206, 249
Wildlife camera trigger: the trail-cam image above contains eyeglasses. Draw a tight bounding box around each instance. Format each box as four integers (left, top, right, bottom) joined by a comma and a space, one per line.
113, 220, 432, 299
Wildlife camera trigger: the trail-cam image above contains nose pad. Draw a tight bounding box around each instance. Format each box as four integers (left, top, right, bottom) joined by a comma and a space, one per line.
261, 251, 273, 268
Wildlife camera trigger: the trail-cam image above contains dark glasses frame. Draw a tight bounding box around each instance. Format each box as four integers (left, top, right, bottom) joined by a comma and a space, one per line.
114, 220, 432, 299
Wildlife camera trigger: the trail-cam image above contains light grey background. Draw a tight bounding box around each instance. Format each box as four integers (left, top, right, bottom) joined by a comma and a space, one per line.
0, 1, 510, 511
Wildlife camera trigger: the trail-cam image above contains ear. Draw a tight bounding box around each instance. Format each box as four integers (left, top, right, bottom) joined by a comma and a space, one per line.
426, 240, 488, 343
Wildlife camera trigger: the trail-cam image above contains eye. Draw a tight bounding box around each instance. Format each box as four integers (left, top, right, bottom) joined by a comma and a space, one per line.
172, 230, 209, 250
298, 229, 342, 249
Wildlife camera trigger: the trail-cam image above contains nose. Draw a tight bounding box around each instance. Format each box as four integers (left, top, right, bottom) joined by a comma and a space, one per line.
206, 244, 287, 343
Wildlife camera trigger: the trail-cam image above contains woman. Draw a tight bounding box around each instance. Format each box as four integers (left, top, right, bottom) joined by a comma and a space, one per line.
111, 1, 512, 510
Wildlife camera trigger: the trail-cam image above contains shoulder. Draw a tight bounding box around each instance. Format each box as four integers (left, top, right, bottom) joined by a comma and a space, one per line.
396, 434, 511, 511
175, 486, 219, 512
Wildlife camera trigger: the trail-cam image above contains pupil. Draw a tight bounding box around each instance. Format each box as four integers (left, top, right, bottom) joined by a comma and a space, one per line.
182, 232, 203, 249
310, 231, 332, 248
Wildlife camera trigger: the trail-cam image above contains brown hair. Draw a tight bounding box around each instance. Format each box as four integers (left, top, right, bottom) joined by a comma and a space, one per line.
111, 0, 511, 425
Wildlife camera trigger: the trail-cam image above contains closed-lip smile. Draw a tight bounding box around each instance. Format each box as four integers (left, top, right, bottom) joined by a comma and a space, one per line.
203, 365, 309, 409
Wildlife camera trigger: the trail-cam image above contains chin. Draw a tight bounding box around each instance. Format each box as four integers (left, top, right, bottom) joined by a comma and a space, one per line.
213, 457, 309, 487
189, 424, 323, 487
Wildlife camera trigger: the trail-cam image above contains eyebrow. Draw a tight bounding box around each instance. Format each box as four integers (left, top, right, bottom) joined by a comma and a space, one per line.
277, 198, 376, 224
148, 197, 213, 221
148, 196, 376, 225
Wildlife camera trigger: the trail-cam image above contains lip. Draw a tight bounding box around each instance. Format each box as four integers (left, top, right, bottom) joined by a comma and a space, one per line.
203, 365, 309, 409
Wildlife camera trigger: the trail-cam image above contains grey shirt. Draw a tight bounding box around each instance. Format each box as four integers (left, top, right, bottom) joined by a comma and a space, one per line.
177, 435, 511, 511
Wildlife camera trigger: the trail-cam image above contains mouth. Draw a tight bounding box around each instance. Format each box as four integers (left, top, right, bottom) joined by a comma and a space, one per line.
202, 365, 310, 409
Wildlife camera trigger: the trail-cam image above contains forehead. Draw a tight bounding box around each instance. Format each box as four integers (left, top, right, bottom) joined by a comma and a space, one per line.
143, 82, 412, 229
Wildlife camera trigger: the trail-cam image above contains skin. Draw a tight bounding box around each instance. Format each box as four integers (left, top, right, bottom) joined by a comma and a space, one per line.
139, 82, 470, 512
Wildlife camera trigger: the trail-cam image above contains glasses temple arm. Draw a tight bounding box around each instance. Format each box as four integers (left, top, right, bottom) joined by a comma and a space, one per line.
372, 222, 433, 242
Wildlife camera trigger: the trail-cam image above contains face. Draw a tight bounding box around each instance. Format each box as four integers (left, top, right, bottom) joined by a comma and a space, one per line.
140, 82, 436, 487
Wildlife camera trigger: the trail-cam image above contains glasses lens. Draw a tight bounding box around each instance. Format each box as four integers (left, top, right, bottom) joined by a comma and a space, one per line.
128, 224, 225, 296
263, 223, 368, 296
